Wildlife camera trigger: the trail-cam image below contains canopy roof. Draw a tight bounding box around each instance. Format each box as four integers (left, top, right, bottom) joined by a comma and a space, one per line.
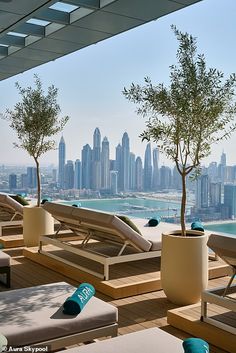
0, 0, 201, 81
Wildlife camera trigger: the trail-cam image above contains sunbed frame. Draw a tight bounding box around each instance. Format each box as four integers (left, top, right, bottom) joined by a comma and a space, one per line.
201, 233, 236, 334
39, 202, 162, 280
0, 193, 23, 236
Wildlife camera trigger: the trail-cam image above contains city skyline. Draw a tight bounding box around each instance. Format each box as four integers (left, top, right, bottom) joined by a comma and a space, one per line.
1, 0, 236, 166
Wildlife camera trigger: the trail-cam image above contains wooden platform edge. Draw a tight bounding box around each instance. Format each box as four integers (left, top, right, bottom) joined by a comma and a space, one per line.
0, 235, 24, 248
167, 304, 235, 353
23, 247, 161, 299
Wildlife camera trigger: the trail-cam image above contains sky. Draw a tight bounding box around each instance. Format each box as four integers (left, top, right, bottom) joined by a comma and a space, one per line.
1, 0, 236, 167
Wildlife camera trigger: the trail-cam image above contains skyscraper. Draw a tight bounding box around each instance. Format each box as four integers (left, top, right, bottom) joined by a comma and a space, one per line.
209, 182, 221, 207
92, 128, 101, 190
143, 143, 152, 191
121, 132, 130, 191
196, 174, 209, 208
129, 152, 136, 190
64, 160, 74, 189
224, 184, 236, 219
74, 159, 81, 189
9, 173, 17, 190
27, 167, 37, 188
135, 156, 143, 191
110, 171, 118, 195
101, 137, 110, 189
160, 166, 171, 190
82, 144, 92, 189
58, 136, 66, 189
152, 148, 159, 190
115, 143, 122, 191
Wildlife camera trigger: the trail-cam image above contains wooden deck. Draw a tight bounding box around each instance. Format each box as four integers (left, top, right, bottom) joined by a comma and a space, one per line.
0, 247, 232, 352
168, 294, 236, 353
23, 243, 231, 299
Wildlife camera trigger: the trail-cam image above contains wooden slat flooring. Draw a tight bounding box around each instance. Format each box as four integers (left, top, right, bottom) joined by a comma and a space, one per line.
0, 247, 232, 353
23, 244, 231, 299
168, 299, 236, 353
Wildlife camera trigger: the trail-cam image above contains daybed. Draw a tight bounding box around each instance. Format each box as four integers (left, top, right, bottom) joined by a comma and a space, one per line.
59, 327, 183, 353
0, 251, 10, 287
39, 202, 176, 280
0, 282, 118, 349
201, 233, 236, 334
0, 193, 23, 236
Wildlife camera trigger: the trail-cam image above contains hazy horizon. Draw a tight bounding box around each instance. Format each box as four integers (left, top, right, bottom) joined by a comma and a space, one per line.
1, 0, 236, 167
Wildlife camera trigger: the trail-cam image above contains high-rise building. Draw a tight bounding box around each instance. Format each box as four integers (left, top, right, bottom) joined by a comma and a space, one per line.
196, 174, 209, 208
224, 184, 236, 219
135, 156, 143, 191
27, 167, 37, 188
101, 137, 110, 189
143, 143, 152, 191
160, 166, 171, 190
220, 151, 226, 166
9, 173, 17, 190
110, 171, 118, 195
129, 152, 136, 190
92, 128, 101, 190
208, 162, 218, 182
172, 166, 182, 190
115, 143, 122, 191
20, 174, 27, 189
152, 148, 159, 190
82, 144, 92, 189
58, 136, 66, 189
64, 160, 74, 189
209, 182, 221, 207
74, 159, 81, 189
121, 132, 130, 191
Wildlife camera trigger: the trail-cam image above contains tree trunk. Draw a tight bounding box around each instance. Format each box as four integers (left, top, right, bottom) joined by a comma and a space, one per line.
34, 158, 41, 207
181, 173, 186, 236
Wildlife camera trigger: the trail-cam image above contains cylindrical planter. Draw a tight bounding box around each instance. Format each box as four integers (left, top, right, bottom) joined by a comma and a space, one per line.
161, 230, 208, 305
23, 206, 54, 247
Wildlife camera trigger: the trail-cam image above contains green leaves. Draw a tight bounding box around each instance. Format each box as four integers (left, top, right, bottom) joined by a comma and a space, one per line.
4, 74, 69, 160
123, 25, 236, 234
2, 74, 69, 206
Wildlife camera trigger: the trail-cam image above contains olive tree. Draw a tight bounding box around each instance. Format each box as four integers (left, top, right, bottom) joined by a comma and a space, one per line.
3, 75, 69, 207
123, 26, 236, 235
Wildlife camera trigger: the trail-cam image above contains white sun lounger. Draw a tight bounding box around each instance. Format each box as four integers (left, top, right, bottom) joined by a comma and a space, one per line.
39, 202, 176, 280
59, 327, 183, 353
0, 282, 118, 350
201, 233, 236, 334
0, 193, 23, 236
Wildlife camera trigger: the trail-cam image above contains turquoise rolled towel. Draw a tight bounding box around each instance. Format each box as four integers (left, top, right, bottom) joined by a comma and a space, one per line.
183, 338, 209, 353
148, 216, 161, 227
63, 283, 95, 315
191, 221, 204, 232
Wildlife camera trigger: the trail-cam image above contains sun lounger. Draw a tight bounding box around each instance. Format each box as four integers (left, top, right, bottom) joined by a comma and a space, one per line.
201, 233, 236, 334
0, 282, 118, 350
39, 202, 176, 280
58, 327, 183, 353
0, 193, 23, 236
0, 251, 10, 287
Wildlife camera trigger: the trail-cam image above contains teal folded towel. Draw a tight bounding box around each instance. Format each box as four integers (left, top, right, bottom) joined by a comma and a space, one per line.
183, 338, 209, 353
191, 221, 204, 232
63, 283, 95, 315
148, 217, 161, 227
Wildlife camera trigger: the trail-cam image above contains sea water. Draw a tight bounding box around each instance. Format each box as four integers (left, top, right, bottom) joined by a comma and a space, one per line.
64, 197, 186, 219
63, 197, 236, 236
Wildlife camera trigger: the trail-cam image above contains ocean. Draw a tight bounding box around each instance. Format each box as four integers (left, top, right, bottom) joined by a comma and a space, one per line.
65, 197, 184, 219
64, 197, 236, 236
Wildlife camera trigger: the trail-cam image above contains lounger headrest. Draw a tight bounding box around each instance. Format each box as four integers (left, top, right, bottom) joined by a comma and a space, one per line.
208, 233, 236, 267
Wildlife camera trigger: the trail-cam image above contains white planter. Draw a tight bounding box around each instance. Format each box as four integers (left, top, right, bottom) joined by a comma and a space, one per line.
23, 206, 54, 247
161, 230, 208, 305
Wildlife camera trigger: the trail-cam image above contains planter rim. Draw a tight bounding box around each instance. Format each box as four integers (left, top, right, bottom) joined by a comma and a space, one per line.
162, 229, 206, 239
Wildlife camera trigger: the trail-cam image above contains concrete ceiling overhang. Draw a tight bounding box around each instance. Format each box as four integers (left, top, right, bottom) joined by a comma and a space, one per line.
0, 0, 202, 81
